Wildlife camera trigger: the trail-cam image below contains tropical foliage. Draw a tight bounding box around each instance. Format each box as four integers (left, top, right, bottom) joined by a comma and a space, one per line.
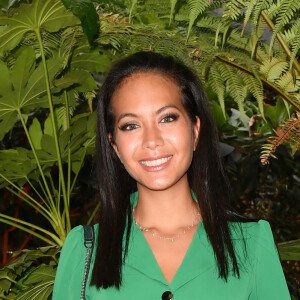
0, 0, 299, 298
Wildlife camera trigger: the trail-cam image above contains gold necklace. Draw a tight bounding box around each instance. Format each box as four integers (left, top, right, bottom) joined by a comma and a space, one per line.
132, 207, 201, 243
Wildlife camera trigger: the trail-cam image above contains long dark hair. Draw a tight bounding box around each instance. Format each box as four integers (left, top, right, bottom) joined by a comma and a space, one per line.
92, 51, 251, 289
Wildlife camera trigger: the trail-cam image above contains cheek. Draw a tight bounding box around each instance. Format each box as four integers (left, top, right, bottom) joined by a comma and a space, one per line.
169, 123, 194, 151
115, 134, 137, 160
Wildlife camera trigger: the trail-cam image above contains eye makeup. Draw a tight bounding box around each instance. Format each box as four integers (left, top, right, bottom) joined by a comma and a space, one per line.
160, 112, 180, 123
119, 123, 139, 131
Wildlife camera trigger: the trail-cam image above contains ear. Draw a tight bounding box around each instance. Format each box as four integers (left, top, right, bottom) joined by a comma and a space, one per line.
192, 116, 200, 151
108, 133, 121, 159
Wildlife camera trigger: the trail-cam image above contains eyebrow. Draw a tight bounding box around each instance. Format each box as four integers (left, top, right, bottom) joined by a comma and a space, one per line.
117, 104, 180, 123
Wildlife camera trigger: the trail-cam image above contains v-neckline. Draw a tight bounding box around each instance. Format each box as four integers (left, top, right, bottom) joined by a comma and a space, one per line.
132, 216, 203, 285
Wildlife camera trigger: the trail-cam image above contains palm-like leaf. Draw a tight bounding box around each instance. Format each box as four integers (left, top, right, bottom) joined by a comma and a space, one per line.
0, 48, 64, 139
0, 0, 80, 54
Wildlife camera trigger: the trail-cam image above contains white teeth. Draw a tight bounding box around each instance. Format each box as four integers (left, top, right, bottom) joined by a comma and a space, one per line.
141, 156, 172, 167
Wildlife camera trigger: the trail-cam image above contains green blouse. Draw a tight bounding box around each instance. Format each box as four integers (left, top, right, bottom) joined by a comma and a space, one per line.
53, 193, 290, 299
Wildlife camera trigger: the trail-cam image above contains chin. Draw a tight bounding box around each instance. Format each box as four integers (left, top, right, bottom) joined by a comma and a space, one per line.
139, 178, 181, 192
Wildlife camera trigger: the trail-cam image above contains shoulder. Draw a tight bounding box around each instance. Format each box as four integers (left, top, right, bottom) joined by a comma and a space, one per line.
229, 220, 280, 260
231, 222, 290, 298
61, 223, 99, 252
230, 219, 273, 238
53, 224, 99, 299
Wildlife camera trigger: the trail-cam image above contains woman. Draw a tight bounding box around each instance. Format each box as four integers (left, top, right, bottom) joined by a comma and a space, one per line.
53, 52, 290, 299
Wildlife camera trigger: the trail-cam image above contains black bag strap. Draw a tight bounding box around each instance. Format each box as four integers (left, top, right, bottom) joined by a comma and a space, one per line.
80, 225, 95, 300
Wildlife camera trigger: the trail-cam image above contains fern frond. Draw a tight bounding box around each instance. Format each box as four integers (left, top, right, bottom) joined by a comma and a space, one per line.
242, 0, 256, 35
275, 71, 299, 93
264, 1, 281, 19
260, 114, 300, 164
282, 18, 300, 46
269, 0, 300, 51
289, 19, 300, 69
169, 0, 179, 24
129, 0, 138, 22
217, 63, 247, 124
252, 0, 273, 25
241, 72, 264, 116
208, 64, 226, 117
222, 0, 245, 21
260, 57, 289, 82
186, 0, 210, 40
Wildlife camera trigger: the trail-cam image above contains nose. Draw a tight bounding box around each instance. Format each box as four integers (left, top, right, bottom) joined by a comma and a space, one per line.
142, 125, 164, 150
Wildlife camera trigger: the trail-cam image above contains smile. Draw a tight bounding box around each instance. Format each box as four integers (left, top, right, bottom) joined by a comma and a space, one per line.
140, 156, 173, 167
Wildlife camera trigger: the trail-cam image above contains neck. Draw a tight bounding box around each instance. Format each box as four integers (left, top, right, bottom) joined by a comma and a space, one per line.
134, 178, 201, 233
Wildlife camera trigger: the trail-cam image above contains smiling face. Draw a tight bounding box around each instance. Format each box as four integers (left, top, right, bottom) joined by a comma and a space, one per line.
109, 72, 200, 192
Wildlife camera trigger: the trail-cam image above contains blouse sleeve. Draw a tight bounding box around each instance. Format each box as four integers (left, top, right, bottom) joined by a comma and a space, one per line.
52, 225, 86, 300
250, 220, 290, 300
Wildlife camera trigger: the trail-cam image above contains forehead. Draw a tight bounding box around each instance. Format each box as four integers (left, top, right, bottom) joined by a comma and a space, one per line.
110, 72, 182, 113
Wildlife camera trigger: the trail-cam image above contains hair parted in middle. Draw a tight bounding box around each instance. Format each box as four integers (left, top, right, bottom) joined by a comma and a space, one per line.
92, 51, 249, 289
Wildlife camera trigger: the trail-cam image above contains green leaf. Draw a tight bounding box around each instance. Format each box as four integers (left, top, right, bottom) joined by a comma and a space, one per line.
0, 148, 36, 185
41, 135, 57, 158
23, 265, 56, 285
0, 269, 14, 293
43, 113, 55, 137
71, 160, 81, 174
52, 71, 83, 94
169, 0, 179, 24
11, 48, 36, 99
278, 239, 300, 261
15, 265, 55, 300
0, 112, 17, 140
12, 247, 60, 262
71, 50, 111, 73
128, 0, 138, 22
0, 0, 8, 9
61, 0, 99, 43
0, 0, 80, 53
29, 118, 43, 150
0, 60, 11, 93
211, 101, 226, 130
0, 48, 64, 130
260, 58, 289, 82
74, 71, 97, 92
264, 98, 288, 128
86, 111, 96, 138
269, 0, 300, 52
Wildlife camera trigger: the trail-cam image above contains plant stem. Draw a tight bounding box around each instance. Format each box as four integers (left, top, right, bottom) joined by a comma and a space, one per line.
25, 176, 50, 210
70, 147, 87, 195
17, 110, 56, 211
1, 276, 27, 288
35, 29, 71, 233
216, 56, 300, 112
57, 176, 61, 213
64, 91, 71, 206
0, 215, 60, 246
87, 202, 101, 225
1, 174, 52, 221
0, 213, 60, 242
5, 186, 54, 225
38, 178, 49, 201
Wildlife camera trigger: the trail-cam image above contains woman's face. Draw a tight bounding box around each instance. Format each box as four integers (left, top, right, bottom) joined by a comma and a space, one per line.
110, 72, 200, 192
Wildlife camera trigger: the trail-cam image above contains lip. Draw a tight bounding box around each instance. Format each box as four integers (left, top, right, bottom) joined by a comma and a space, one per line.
138, 155, 173, 172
